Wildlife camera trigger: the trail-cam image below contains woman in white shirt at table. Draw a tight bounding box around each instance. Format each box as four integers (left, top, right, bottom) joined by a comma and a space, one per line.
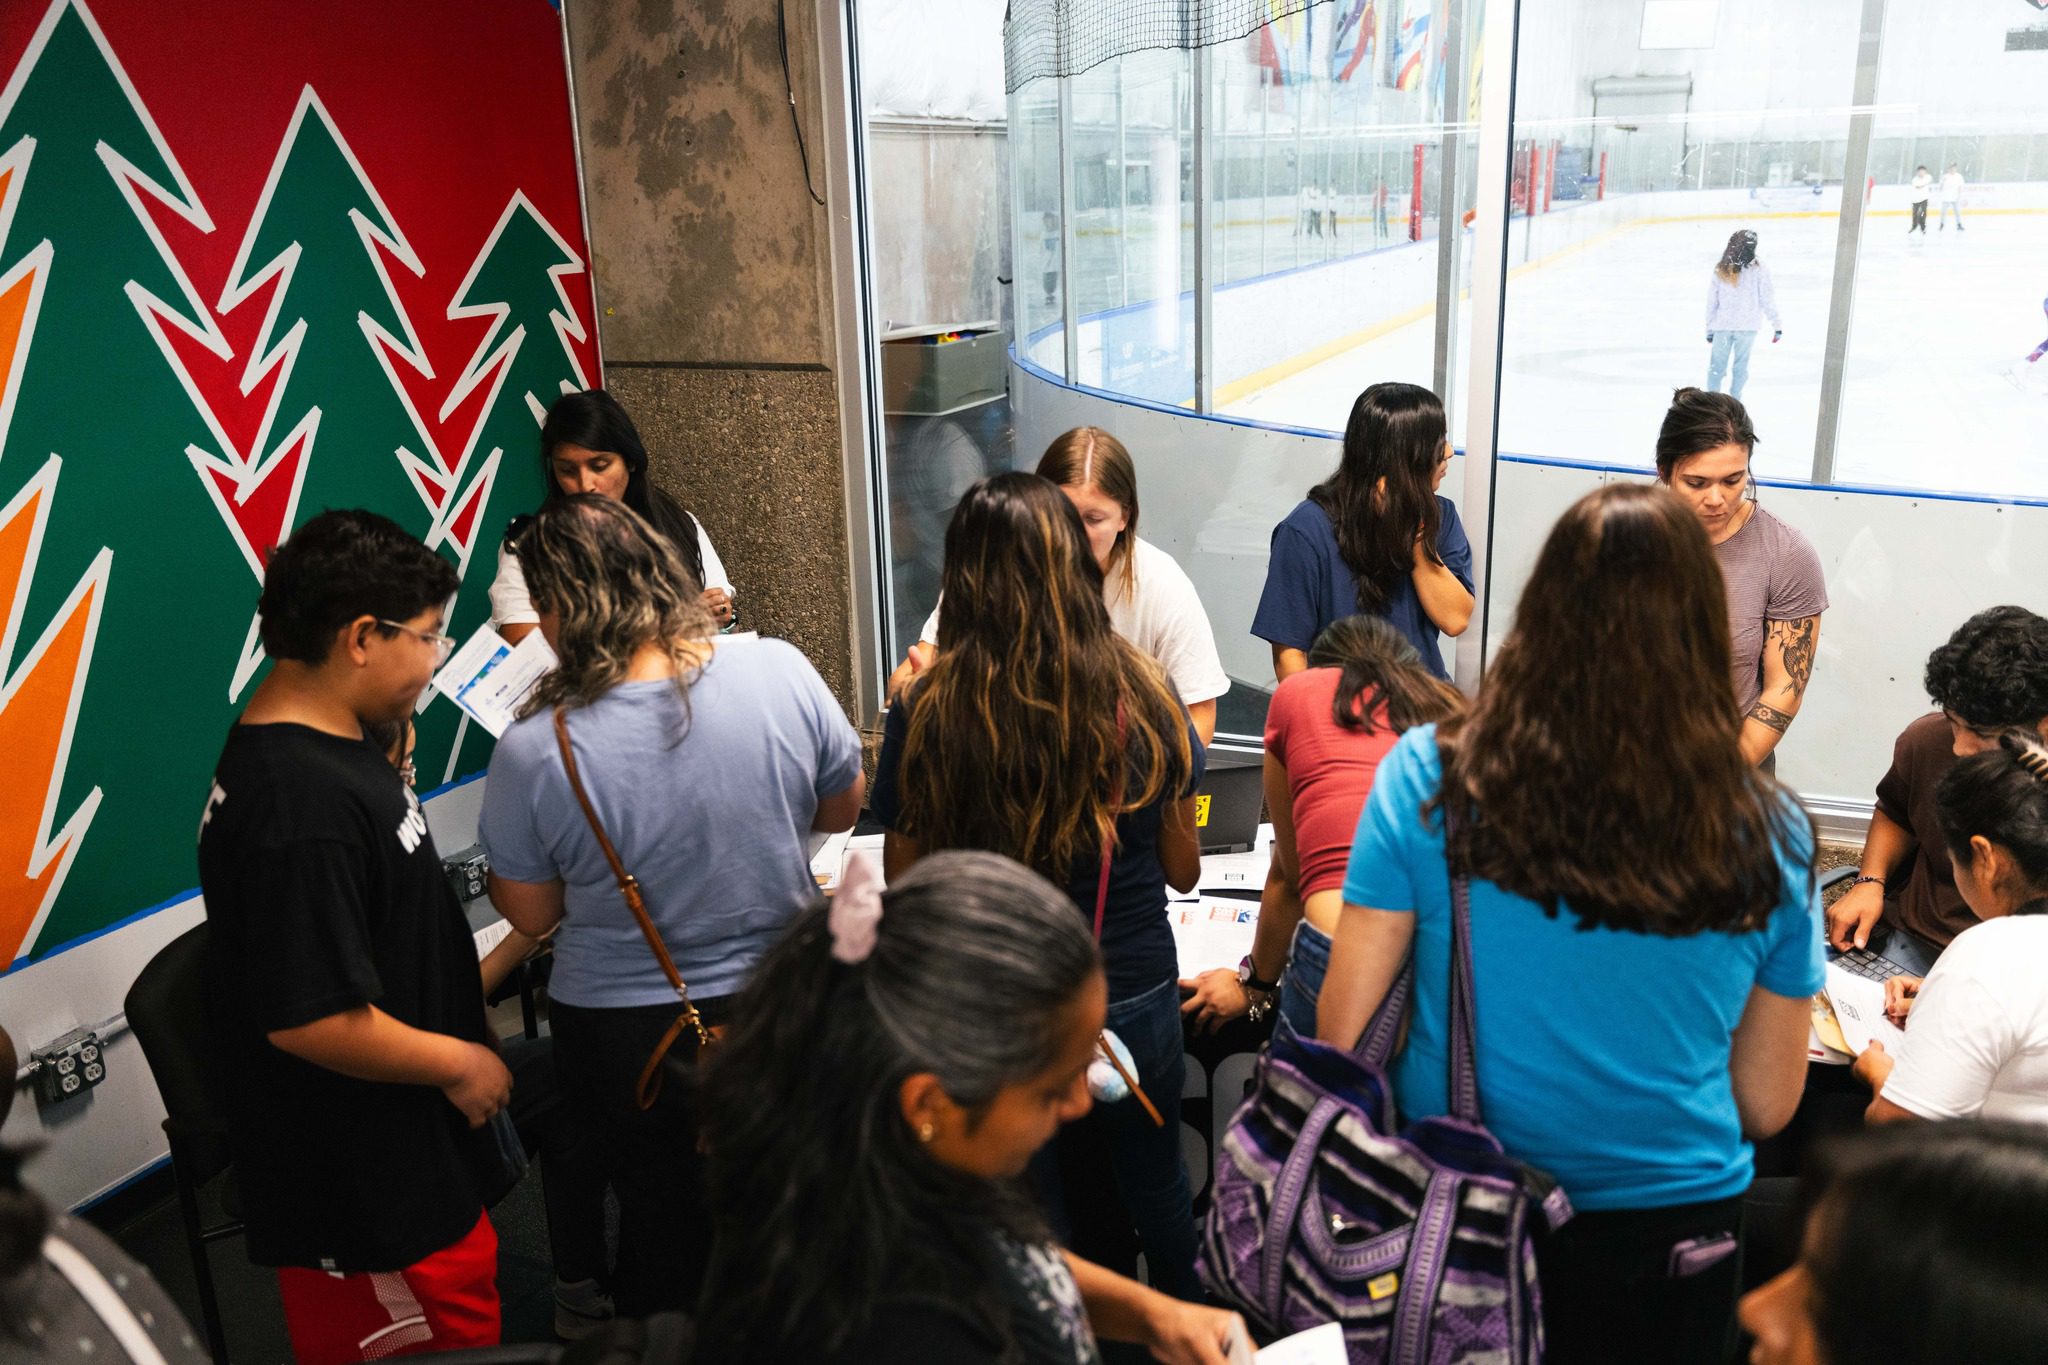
1857, 730, 2048, 1124
890, 427, 1230, 744
490, 388, 736, 643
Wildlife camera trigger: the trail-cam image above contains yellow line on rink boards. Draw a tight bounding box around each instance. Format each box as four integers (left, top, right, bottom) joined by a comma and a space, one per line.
1210, 206, 2048, 408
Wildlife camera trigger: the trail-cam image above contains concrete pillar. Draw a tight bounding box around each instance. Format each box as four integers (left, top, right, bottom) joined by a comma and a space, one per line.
564, 0, 856, 714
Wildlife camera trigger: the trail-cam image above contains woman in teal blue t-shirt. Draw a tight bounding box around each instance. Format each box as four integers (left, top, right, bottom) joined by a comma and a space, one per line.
1317, 483, 1822, 1365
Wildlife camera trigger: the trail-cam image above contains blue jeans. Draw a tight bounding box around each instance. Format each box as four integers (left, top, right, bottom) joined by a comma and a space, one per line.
1708, 330, 1757, 399
1034, 976, 1202, 1300
1276, 919, 1332, 1043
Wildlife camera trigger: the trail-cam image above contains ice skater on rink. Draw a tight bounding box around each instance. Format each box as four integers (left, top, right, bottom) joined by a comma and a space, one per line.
1704, 230, 1782, 401
1940, 164, 1966, 231
1909, 165, 1933, 234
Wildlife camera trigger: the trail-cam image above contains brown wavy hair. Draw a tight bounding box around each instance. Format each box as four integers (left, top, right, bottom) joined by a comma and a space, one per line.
1035, 426, 1139, 604
513, 494, 718, 723
899, 472, 1192, 876
1307, 615, 1465, 736
1311, 383, 1447, 614
1436, 483, 1805, 935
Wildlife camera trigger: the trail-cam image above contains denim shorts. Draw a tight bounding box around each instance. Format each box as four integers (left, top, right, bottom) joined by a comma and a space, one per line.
1276, 919, 1332, 1042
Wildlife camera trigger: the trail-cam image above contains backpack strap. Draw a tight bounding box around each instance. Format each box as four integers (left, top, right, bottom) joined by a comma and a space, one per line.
1351, 956, 1413, 1066
1444, 809, 1483, 1124
43, 1234, 170, 1365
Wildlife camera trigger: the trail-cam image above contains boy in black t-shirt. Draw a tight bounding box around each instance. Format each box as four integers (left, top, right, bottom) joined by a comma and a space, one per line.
198, 510, 510, 1364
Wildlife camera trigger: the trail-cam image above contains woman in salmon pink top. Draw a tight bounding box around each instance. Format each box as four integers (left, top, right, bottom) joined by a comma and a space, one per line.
1180, 615, 1462, 1037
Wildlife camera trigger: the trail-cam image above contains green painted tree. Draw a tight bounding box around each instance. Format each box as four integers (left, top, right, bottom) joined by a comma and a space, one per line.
425, 192, 589, 778
219, 87, 483, 783
0, 2, 251, 958
222, 86, 437, 560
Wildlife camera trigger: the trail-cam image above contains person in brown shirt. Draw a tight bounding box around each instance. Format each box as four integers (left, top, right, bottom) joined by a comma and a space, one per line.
1654, 389, 1827, 770
1828, 606, 2048, 957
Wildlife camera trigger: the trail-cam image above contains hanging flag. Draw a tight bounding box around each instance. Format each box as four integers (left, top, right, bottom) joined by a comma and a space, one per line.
1395, 0, 1431, 91
1273, 4, 1313, 88
1254, 23, 1283, 87
1332, 0, 1378, 83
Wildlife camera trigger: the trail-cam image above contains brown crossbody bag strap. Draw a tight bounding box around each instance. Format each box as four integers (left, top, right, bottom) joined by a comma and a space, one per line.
553, 707, 712, 1111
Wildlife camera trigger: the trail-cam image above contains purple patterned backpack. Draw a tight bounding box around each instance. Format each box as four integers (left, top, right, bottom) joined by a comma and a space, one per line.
1198, 859, 1573, 1362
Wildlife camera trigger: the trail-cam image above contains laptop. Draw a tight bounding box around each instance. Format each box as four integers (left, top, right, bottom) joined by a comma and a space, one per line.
1194, 748, 1264, 854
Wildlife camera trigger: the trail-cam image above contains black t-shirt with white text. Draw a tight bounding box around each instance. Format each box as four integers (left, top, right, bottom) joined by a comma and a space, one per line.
197, 722, 488, 1272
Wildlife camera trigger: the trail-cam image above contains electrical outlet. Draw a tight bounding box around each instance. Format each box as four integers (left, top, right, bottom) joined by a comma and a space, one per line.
32, 1028, 106, 1106
442, 844, 491, 903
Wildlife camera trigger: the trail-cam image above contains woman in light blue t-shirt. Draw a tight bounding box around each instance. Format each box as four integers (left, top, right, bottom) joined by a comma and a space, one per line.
1317, 483, 1822, 1365
479, 495, 864, 1318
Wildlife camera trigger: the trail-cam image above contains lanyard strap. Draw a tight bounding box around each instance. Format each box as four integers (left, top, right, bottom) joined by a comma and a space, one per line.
1092, 702, 1130, 940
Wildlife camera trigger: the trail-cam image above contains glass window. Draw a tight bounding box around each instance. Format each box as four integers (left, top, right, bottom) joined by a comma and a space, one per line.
1495, 9, 1860, 483
1207, 10, 1458, 434
1834, 9, 2047, 496
1069, 51, 1195, 405
1012, 81, 1066, 377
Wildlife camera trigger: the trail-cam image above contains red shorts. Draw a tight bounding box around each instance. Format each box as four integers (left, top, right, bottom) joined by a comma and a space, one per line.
275, 1212, 500, 1364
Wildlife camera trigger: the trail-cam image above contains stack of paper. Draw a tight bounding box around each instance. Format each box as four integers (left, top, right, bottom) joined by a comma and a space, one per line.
1807, 991, 1853, 1065
472, 916, 515, 961
1171, 898, 1260, 978
1822, 964, 1906, 1057
1224, 1321, 1345, 1365
808, 830, 853, 889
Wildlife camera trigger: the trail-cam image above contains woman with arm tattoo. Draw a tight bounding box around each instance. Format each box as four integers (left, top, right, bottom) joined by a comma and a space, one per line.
1654, 389, 1828, 769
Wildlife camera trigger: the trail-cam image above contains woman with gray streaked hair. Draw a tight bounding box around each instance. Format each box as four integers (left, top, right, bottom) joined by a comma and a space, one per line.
476, 493, 865, 1317
695, 851, 1244, 1365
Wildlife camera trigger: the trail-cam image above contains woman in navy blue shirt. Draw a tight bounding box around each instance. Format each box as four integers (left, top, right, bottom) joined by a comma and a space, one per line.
1251, 382, 1473, 682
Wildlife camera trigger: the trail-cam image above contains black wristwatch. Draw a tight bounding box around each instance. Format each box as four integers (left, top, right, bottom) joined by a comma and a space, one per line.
1238, 955, 1279, 995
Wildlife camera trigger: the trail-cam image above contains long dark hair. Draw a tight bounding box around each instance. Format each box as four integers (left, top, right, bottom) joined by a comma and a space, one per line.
1936, 729, 2048, 914
1307, 614, 1464, 736
1438, 483, 1804, 935
697, 852, 1103, 1363
899, 473, 1192, 878
1035, 426, 1138, 603
1655, 386, 1757, 481
539, 389, 706, 589
1798, 1120, 2048, 1364
1713, 229, 1758, 285
1310, 383, 1447, 615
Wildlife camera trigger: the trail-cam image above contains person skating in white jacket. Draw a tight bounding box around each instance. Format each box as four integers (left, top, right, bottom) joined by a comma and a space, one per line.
1940, 164, 1966, 231
1705, 229, 1782, 401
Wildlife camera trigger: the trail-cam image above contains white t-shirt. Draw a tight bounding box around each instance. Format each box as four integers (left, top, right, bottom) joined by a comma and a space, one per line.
1881, 914, 2048, 1125
489, 512, 733, 628
917, 536, 1230, 706
1909, 172, 1933, 204
1940, 171, 1964, 203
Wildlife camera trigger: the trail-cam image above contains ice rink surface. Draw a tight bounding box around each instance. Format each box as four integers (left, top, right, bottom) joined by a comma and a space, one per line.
1222, 206, 2048, 499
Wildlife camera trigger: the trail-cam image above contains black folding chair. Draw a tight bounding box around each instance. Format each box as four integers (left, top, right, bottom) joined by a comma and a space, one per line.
125, 922, 242, 1363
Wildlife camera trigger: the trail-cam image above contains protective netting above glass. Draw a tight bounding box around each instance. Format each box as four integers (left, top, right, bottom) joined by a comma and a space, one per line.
1004, 0, 1318, 90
